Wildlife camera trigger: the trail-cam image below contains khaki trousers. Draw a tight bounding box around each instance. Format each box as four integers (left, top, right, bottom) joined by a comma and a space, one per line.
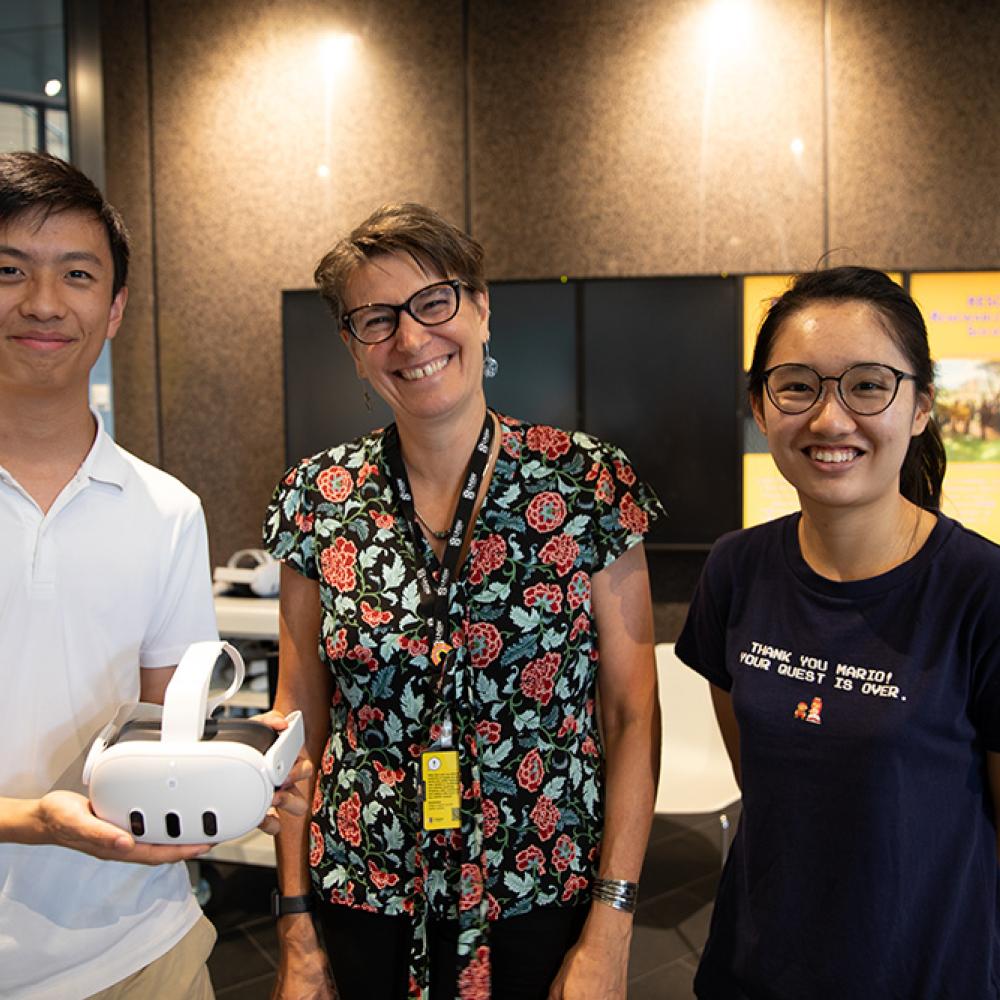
87, 914, 217, 1000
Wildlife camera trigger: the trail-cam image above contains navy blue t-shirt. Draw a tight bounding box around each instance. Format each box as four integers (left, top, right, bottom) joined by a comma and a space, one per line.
677, 513, 1000, 1000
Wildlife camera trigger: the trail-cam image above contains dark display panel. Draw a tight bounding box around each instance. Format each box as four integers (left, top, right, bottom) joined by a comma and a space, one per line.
484, 281, 577, 428
582, 278, 741, 546
282, 290, 394, 464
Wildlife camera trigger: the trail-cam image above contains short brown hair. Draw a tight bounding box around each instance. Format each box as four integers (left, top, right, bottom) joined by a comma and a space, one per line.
314, 203, 486, 329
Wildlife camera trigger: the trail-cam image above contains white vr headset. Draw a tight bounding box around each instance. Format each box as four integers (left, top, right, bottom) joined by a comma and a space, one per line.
213, 548, 280, 597
83, 641, 303, 845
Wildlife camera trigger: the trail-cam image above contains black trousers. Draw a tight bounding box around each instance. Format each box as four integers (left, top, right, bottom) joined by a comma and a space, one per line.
317, 902, 589, 1000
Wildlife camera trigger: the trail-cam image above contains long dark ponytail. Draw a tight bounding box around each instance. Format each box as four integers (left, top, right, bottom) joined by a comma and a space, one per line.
747, 266, 946, 510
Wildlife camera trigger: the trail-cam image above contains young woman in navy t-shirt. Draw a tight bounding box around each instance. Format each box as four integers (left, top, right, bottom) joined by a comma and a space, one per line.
678, 266, 1000, 999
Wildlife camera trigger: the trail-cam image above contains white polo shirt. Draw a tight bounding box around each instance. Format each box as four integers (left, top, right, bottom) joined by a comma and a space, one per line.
0, 413, 218, 998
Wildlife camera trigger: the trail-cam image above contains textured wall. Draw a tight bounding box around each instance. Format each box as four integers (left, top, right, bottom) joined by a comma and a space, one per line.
828, 0, 1000, 267
103, 0, 160, 465
104, 0, 465, 563
471, 0, 826, 278
101, 0, 1000, 560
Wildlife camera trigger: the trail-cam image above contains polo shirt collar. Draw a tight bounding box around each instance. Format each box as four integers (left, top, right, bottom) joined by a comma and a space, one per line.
82, 408, 129, 490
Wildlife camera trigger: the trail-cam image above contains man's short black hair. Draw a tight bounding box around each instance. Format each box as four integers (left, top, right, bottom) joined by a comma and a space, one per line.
0, 151, 130, 297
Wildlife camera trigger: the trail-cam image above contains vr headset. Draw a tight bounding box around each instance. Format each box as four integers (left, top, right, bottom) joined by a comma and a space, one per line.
83, 641, 303, 845
213, 548, 280, 597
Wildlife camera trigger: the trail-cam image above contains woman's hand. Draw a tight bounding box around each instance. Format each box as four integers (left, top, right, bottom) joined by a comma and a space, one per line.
250, 710, 315, 835
547, 905, 631, 999
271, 913, 338, 999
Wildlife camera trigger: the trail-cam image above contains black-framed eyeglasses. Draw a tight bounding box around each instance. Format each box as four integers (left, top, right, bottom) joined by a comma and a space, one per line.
763, 362, 919, 416
343, 279, 466, 344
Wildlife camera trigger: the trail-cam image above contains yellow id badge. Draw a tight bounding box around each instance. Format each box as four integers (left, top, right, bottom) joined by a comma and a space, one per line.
421, 749, 461, 830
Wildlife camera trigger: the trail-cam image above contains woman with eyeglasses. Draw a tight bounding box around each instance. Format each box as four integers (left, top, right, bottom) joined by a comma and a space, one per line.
263, 204, 661, 1000
677, 266, 1000, 998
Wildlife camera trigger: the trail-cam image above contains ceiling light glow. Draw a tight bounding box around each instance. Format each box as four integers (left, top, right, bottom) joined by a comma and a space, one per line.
44, 78, 62, 97
703, 0, 754, 55
319, 33, 356, 67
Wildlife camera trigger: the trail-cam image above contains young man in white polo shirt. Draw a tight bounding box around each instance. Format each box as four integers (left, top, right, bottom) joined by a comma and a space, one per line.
0, 152, 299, 998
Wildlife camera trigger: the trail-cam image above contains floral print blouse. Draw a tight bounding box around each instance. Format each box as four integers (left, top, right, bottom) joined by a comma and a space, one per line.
264, 414, 660, 994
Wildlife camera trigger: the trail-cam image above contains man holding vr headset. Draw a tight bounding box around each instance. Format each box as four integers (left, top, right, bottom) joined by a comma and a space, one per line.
0, 152, 305, 999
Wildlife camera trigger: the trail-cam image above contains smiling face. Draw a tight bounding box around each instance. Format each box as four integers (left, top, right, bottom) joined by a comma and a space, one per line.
341, 252, 489, 429
752, 300, 932, 517
0, 208, 126, 400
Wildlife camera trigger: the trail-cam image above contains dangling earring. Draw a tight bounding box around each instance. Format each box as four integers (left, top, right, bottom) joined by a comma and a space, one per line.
362, 384, 372, 411
483, 341, 499, 379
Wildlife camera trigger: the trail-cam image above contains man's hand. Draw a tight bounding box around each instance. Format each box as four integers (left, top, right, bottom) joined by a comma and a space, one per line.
33, 789, 211, 863
250, 710, 314, 836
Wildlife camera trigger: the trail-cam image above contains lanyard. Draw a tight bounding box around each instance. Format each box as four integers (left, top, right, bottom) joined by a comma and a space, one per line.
383, 411, 494, 714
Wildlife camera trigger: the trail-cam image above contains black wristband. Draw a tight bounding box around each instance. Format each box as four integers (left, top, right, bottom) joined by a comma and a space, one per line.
270, 888, 314, 918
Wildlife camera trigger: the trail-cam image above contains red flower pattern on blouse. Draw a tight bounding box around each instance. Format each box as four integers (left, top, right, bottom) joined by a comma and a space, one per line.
516, 748, 545, 792
309, 821, 324, 866
519, 652, 561, 706
398, 634, 429, 656
458, 945, 491, 1000
317, 465, 353, 503
530, 794, 560, 841
566, 570, 590, 609
539, 533, 580, 576
569, 612, 590, 641
501, 426, 521, 458
346, 644, 376, 669
320, 741, 336, 776
329, 881, 356, 906
357, 705, 384, 730
361, 600, 393, 627
556, 714, 578, 738
336, 791, 362, 847
482, 798, 499, 838
613, 457, 637, 485
320, 537, 358, 592
466, 621, 502, 667
459, 862, 483, 911
368, 859, 400, 889
561, 873, 589, 901
374, 760, 406, 786
525, 491, 568, 533
325, 627, 348, 660
618, 492, 649, 534
595, 467, 615, 504
524, 582, 563, 615
515, 844, 546, 874
475, 720, 502, 744
525, 425, 571, 460
468, 533, 507, 585
552, 833, 577, 872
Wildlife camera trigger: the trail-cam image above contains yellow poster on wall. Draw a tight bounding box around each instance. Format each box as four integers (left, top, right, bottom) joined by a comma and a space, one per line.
911, 272, 1000, 543
742, 276, 796, 527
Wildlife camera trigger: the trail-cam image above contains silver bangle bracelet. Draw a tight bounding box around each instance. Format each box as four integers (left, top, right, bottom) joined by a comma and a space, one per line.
591, 877, 639, 914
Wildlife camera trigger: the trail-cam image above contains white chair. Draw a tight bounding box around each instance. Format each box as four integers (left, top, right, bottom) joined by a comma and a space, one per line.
654, 642, 741, 862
